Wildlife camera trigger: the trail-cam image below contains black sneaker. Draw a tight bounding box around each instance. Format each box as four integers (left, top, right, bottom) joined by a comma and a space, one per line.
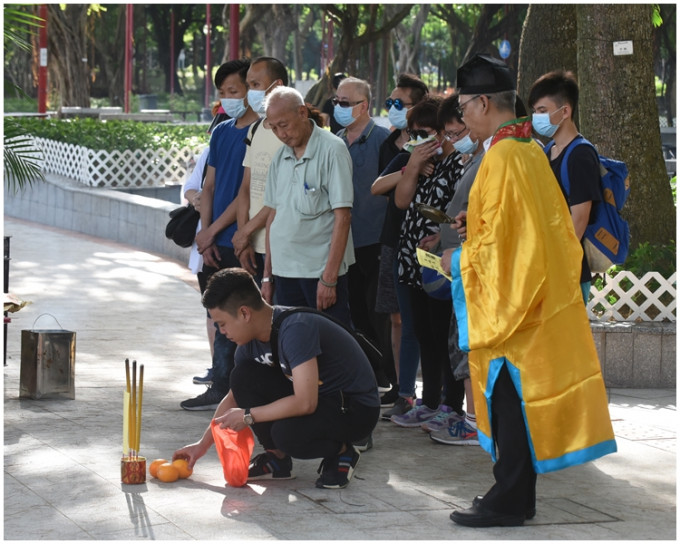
192, 368, 213, 385
179, 387, 225, 411
381, 396, 413, 420
352, 433, 373, 452
380, 384, 399, 407
315, 446, 361, 489
247, 451, 295, 480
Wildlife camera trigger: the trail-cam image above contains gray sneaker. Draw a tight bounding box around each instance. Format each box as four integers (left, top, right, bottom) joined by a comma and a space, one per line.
381, 396, 412, 420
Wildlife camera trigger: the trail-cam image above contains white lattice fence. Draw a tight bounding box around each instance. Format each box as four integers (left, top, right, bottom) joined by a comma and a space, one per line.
34, 137, 199, 187
588, 271, 676, 322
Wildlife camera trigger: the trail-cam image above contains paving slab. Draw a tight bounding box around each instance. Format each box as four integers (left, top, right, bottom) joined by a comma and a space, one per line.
3, 218, 677, 541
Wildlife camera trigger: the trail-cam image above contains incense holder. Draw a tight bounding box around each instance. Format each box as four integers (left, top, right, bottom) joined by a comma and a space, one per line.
121, 456, 146, 484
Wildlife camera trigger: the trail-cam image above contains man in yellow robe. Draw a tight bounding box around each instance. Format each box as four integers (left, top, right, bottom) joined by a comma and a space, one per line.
448, 55, 616, 528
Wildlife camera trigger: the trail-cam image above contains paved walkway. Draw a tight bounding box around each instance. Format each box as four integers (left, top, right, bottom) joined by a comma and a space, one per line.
3, 217, 677, 540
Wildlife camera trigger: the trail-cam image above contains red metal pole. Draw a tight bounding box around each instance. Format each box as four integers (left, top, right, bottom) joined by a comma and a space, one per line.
170, 9, 174, 96
37, 4, 48, 114
229, 4, 239, 61
124, 4, 133, 113
204, 4, 211, 109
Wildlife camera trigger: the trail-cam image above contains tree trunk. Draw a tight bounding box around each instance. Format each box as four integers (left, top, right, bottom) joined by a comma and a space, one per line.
577, 5, 675, 247
517, 4, 577, 105
47, 4, 91, 107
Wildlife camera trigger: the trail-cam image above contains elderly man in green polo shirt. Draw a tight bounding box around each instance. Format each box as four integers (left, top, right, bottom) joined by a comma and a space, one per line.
261, 87, 355, 327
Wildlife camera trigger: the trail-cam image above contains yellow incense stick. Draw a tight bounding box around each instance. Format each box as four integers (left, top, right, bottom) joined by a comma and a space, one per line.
136, 364, 144, 453
130, 360, 137, 457
125, 358, 131, 393
123, 390, 130, 455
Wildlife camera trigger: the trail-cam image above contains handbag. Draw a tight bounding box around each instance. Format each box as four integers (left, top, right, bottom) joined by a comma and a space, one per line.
165, 203, 200, 248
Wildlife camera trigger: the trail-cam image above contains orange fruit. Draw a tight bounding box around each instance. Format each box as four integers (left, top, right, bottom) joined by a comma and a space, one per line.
149, 458, 169, 479
156, 462, 180, 483
172, 458, 193, 479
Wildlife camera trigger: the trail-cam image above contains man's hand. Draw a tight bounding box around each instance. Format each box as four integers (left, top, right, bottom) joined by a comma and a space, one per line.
173, 441, 209, 470
214, 407, 249, 432
237, 246, 258, 275
201, 244, 221, 269
440, 248, 454, 276
317, 282, 337, 311
261, 281, 274, 304
195, 228, 215, 254
418, 233, 440, 252
231, 228, 250, 257
454, 211, 468, 241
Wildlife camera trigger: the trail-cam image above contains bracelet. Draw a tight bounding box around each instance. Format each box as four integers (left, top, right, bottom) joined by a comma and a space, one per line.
319, 276, 337, 288
262, 277, 273, 283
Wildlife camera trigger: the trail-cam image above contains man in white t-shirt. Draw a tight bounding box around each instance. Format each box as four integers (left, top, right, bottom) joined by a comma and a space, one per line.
232, 57, 289, 280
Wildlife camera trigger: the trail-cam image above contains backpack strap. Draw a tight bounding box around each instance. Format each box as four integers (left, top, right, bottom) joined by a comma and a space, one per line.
545, 136, 594, 199
244, 117, 264, 146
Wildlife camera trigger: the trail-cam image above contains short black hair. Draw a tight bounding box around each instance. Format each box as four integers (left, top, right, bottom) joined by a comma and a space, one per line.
396, 73, 429, 105
438, 93, 462, 126
202, 268, 264, 316
251, 56, 289, 86
214, 59, 251, 90
332, 72, 347, 89
407, 95, 443, 132
528, 70, 579, 119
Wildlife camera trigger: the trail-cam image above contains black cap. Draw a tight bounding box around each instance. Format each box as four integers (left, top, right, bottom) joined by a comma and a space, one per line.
456, 54, 515, 95
332, 72, 347, 89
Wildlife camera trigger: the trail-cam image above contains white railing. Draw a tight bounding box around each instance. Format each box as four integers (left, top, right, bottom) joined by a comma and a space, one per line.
33, 137, 200, 188
588, 271, 676, 322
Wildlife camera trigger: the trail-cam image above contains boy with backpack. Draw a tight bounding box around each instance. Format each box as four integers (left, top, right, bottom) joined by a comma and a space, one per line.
528, 70, 602, 302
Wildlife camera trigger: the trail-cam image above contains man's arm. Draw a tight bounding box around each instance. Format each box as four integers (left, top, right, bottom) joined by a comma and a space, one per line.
570, 201, 592, 240
233, 167, 253, 256
317, 207, 351, 311
172, 390, 238, 469
262, 207, 276, 303
196, 165, 220, 267
214, 359, 320, 431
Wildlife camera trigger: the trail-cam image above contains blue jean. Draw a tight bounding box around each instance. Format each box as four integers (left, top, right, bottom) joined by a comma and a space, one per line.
201, 245, 246, 395
393, 258, 421, 398
273, 275, 352, 328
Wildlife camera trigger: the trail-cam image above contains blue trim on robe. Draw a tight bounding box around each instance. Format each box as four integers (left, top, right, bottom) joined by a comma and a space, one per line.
480, 356, 619, 474
449, 247, 469, 352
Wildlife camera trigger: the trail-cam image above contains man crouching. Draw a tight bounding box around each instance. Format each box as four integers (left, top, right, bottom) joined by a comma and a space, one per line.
174, 267, 380, 489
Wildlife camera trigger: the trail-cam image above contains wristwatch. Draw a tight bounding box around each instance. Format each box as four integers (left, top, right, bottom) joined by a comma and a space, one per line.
262, 277, 273, 283
243, 408, 255, 426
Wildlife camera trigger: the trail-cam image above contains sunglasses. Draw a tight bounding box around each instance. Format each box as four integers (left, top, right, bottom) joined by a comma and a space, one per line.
332, 97, 365, 108
385, 98, 412, 111
407, 129, 434, 141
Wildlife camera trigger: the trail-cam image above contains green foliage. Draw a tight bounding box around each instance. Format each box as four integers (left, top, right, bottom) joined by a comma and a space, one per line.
670, 176, 676, 205
4, 117, 45, 193
4, 6, 43, 52
615, 241, 676, 278
13, 117, 209, 152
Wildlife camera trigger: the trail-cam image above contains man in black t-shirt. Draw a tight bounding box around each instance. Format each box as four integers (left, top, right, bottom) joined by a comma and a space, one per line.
173, 268, 379, 489
529, 70, 601, 301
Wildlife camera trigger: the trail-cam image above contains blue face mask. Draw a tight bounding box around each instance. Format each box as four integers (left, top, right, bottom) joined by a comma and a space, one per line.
532, 105, 566, 138
247, 81, 276, 114
220, 97, 248, 119
333, 104, 356, 127
388, 105, 408, 130
453, 134, 479, 155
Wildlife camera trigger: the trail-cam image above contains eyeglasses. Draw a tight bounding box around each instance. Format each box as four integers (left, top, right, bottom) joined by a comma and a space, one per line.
332, 97, 365, 108
456, 95, 482, 117
385, 98, 412, 111
444, 127, 468, 142
407, 129, 434, 141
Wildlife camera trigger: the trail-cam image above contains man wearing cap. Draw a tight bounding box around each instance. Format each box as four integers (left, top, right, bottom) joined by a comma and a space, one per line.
447, 54, 616, 527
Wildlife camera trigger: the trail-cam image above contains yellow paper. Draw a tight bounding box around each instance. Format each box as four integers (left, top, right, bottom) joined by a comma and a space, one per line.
416, 248, 452, 281
123, 390, 130, 455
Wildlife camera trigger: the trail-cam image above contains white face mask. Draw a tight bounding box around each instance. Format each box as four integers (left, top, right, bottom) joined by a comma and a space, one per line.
532, 105, 566, 138
388, 105, 409, 130
220, 97, 247, 119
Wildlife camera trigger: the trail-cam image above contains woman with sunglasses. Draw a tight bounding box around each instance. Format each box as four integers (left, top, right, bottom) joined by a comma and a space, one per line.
388, 96, 466, 430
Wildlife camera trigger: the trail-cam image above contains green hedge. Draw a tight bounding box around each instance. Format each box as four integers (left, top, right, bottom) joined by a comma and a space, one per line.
10, 117, 209, 152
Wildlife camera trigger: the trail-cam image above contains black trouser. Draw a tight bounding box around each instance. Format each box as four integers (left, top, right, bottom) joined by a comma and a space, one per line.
408, 285, 464, 411
480, 364, 537, 516
348, 244, 397, 385
230, 360, 380, 460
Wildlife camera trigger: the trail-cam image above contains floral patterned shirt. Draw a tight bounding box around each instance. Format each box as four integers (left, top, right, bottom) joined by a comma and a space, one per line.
397, 151, 465, 289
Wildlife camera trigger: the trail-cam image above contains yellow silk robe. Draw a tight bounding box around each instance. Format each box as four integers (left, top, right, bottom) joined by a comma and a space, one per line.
450, 119, 616, 473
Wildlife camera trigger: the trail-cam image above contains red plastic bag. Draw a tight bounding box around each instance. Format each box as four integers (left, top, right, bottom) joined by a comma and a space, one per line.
210, 420, 254, 487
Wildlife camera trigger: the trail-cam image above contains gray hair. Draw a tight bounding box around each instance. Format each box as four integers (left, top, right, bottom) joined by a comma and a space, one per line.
338, 77, 372, 105
487, 90, 517, 115
264, 86, 304, 114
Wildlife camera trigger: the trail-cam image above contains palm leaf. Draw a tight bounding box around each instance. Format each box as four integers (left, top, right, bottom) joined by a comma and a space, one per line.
4, 117, 45, 194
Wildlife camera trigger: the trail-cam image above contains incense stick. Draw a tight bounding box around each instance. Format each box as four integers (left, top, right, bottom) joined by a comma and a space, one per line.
136, 364, 144, 456
131, 360, 137, 460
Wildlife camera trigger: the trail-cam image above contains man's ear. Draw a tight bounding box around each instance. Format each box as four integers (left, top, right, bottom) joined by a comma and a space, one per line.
240, 305, 251, 321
